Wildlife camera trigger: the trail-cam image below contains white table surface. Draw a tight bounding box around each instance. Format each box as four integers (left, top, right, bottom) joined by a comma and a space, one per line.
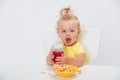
3, 64, 120, 80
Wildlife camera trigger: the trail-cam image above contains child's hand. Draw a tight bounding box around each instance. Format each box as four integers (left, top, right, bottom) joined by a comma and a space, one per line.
48, 52, 54, 60
46, 51, 54, 65
55, 54, 67, 65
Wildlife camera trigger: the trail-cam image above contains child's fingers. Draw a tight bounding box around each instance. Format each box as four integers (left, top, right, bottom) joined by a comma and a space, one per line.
56, 56, 65, 59
56, 58, 63, 61
61, 54, 64, 56
56, 59, 65, 64
55, 61, 63, 64
55, 57, 63, 60
55, 57, 64, 63
56, 56, 62, 58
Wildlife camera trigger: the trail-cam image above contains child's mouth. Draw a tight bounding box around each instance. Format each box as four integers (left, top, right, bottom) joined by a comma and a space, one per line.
66, 38, 71, 43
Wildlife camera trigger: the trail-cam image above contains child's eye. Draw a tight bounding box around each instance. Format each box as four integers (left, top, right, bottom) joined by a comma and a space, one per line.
61, 30, 66, 33
70, 30, 74, 32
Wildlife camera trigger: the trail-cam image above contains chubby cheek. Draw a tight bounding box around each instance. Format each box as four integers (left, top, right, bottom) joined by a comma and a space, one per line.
58, 33, 65, 41
72, 33, 79, 40
60, 35, 66, 41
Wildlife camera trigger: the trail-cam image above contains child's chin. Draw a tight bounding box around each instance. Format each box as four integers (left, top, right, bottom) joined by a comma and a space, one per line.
65, 41, 77, 46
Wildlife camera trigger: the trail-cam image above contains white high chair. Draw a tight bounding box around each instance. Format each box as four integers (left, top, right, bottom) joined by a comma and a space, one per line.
79, 28, 101, 64
42, 28, 101, 64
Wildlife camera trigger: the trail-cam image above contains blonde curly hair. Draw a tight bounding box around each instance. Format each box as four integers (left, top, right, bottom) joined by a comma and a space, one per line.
57, 7, 81, 32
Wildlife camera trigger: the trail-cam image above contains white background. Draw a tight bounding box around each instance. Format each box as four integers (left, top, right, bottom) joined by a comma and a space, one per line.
0, 0, 120, 73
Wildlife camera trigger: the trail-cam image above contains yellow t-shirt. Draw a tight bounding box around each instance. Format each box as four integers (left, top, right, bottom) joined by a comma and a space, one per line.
60, 42, 89, 64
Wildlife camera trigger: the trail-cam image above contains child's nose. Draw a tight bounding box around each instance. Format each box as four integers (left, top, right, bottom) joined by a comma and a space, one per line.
66, 31, 70, 35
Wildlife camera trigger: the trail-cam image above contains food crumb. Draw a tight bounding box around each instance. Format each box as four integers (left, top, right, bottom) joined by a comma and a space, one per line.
77, 70, 81, 74
41, 71, 46, 74
48, 73, 52, 76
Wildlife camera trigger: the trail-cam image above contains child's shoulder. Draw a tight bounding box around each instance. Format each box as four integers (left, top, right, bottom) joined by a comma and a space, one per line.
75, 42, 81, 46
74, 42, 84, 48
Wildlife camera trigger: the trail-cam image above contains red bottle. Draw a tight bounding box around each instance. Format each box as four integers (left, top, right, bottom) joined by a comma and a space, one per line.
52, 44, 64, 63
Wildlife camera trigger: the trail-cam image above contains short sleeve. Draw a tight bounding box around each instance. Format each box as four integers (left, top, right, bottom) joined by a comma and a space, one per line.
76, 42, 89, 64
76, 42, 85, 54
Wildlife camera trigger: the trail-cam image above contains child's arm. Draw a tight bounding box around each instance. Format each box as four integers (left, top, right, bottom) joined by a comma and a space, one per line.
46, 50, 54, 65
55, 53, 84, 67
66, 53, 84, 67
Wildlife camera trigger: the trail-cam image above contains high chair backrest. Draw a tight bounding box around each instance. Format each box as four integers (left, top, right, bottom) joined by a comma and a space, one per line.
42, 28, 101, 64
79, 28, 101, 63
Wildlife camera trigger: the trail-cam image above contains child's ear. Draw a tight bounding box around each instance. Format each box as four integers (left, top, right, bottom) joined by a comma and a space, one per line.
78, 28, 81, 34
56, 28, 59, 34
56, 29, 60, 37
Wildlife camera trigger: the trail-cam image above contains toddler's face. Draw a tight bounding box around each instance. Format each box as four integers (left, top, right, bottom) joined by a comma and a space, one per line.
57, 20, 80, 46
